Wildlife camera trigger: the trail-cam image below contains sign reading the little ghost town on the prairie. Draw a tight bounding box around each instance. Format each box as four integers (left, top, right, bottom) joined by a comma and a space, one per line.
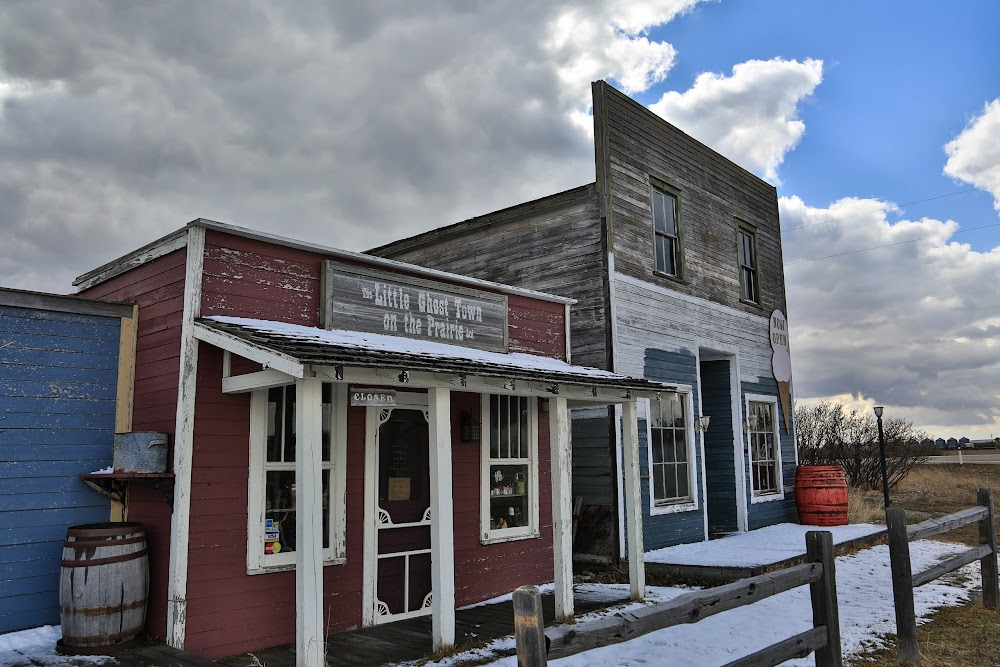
322, 260, 508, 352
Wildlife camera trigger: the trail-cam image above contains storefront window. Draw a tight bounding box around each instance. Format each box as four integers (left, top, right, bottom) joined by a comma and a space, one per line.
248, 383, 346, 572
748, 398, 782, 498
481, 394, 538, 542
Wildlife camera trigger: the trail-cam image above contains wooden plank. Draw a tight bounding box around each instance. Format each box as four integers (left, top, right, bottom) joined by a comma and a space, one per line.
912, 544, 992, 588
546, 562, 821, 659
907, 506, 988, 541
978, 487, 999, 609
513, 586, 548, 667
722, 627, 827, 667
0, 287, 134, 318
621, 400, 645, 600
886, 507, 919, 663
549, 396, 574, 619
428, 387, 456, 650
806, 531, 841, 667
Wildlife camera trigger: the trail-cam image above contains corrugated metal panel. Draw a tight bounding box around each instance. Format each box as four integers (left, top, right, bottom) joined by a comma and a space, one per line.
0, 305, 120, 633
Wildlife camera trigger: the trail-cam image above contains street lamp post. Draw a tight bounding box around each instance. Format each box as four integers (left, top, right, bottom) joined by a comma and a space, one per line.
874, 406, 890, 509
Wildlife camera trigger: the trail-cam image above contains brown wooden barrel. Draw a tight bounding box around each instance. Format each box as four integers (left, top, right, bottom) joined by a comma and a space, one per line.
57, 522, 148, 654
795, 465, 849, 526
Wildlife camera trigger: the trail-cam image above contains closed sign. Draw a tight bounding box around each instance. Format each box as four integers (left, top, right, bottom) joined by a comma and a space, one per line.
351, 389, 397, 407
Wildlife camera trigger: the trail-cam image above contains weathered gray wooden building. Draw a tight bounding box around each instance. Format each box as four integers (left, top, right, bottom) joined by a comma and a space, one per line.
370, 80, 798, 559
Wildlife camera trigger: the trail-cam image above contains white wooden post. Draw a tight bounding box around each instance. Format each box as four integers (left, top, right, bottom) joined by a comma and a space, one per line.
296, 377, 325, 667
549, 396, 574, 618
428, 387, 456, 650
621, 400, 645, 600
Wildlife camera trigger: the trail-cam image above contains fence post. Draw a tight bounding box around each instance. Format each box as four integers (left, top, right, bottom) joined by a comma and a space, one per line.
806, 531, 842, 667
887, 507, 919, 663
513, 585, 547, 667
977, 487, 999, 609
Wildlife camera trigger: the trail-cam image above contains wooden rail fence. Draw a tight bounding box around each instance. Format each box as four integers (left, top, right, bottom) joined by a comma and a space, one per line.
513, 530, 842, 667
886, 487, 998, 663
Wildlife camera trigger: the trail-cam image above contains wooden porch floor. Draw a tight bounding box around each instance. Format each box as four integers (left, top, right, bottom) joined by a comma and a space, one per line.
214, 587, 633, 667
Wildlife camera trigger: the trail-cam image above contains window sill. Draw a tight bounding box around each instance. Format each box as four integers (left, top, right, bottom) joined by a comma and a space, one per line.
652, 270, 688, 285
650, 500, 698, 516
750, 491, 785, 504
247, 556, 346, 575
740, 298, 763, 310
480, 529, 539, 546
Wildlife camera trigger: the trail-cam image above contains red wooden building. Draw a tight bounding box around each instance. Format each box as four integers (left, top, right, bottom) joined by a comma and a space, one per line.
74, 220, 674, 663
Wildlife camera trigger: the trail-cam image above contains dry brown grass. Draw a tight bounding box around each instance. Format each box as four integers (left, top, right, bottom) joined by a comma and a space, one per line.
848, 486, 887, 525
847, 463, 1000, 665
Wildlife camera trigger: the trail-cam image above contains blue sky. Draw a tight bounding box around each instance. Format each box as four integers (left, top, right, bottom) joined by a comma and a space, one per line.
648, 1, 1000, 255
0, 1, 997, 437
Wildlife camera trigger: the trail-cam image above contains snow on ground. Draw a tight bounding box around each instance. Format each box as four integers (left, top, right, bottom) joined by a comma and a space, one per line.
0, 625, 110, 666
424, 535, 976, 666
645, 522, 885, 567
1, 525, 980, 667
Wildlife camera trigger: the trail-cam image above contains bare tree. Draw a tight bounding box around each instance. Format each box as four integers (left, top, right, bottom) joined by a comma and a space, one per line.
794, 402, 934, 489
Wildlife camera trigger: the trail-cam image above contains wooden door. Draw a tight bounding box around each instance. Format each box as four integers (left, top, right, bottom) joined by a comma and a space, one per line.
373, 408, 432, 623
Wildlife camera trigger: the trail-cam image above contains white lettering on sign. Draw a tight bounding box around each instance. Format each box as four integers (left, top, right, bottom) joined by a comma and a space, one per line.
350, 389, 397, 407
324, 260, 507, 352
769, 309, 791, 383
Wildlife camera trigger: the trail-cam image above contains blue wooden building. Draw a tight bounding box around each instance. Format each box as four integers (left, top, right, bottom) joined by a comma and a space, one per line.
0, 288, 136, 633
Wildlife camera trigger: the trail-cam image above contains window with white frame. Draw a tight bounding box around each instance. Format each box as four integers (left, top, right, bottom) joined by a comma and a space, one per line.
748, 399, 781, 496
652, 186, 683, 278
247, 382, 346, 571
650, 392, 693, 505
481, 394, 539, 543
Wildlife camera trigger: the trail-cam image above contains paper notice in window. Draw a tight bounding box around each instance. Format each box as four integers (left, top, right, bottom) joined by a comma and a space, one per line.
388, 477, 411, 501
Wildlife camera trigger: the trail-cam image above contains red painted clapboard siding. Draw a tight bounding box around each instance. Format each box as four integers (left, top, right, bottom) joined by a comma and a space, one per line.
77, 247, 190, 642
506, 294, 566, 359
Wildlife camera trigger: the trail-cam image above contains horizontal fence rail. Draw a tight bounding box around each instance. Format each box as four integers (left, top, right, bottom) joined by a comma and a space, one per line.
887, 487, 998, 663
514, 530, 842, 667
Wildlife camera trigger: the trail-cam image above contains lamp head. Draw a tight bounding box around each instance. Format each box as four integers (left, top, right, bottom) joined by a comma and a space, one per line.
874, 406, 884, 419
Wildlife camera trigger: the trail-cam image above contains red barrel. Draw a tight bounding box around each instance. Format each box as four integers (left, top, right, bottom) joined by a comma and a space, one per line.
795, 465, 849, 526
57, 522, 149, 654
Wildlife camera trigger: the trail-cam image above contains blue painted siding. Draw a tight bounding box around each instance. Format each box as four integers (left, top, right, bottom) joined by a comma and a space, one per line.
640, 348, 705, 550
571, 413, 614, 506
742, 377, 798, 529
0, 305, 120, 633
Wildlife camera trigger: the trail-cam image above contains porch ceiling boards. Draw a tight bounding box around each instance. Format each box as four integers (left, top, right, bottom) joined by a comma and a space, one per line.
194, 316, 676, 397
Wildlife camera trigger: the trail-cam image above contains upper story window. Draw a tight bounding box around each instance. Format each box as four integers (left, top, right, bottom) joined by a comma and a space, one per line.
247, 383, 347, 572
650, 391, 694, 506
652, 186, 682, 278
481, 394, 539, 543
738, 225, 759, 304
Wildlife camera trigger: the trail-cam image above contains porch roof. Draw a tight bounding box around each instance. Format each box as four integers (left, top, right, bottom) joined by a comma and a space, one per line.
195, 315, 676, 397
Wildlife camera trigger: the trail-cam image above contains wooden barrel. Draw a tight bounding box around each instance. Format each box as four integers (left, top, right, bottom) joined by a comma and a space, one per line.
795, 465, 849, 526
57, 522, 148, 654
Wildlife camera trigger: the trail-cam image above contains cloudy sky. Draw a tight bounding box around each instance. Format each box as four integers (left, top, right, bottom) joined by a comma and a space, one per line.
1, 1, 998, 439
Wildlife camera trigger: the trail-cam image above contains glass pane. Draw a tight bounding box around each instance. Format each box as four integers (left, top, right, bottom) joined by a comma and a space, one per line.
266, 387, 282, 463
663, 197, 677, 236
677, 463, 689, 498
322, 469, 331, 550
284, 387, 296, 463
653, 465, 666, 502
490, 395, 500, 458
674, 434, 687, 463
663, 466, 678, 499
265, 469, 296, 554
655, 237, 666, 274
499, 396, 510, 458
651, 431, 665, 463
662, 436, 675, 463
489, 463, 528, 530
653, 192, 665, 233
321, 384, 332, 462
518, 397, 529, 459
665, 239, 676, 275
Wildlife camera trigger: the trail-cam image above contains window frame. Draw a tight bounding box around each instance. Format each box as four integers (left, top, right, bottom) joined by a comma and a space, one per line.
246, 382, 348, 574
650, 183, 684, 280
745, 394, 783, 502
645, 389, 699, 515
479, 394, 540, 544
737, 222, 760, 306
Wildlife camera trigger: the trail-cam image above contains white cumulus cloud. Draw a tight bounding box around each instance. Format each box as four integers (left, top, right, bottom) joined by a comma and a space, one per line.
944, 98, 1000, 213
781, 195, 1000, 438
649, 58, 823, 182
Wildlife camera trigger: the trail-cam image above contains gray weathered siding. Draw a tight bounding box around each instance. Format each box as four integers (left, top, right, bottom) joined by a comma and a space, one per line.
368, 185, 611, 371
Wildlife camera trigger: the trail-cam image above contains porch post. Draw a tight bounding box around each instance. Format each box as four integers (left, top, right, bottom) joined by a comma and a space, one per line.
549, 396, 574, 618
621, 399, 646, 599
295, 377, 325, 667
428, 387, 455, 650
